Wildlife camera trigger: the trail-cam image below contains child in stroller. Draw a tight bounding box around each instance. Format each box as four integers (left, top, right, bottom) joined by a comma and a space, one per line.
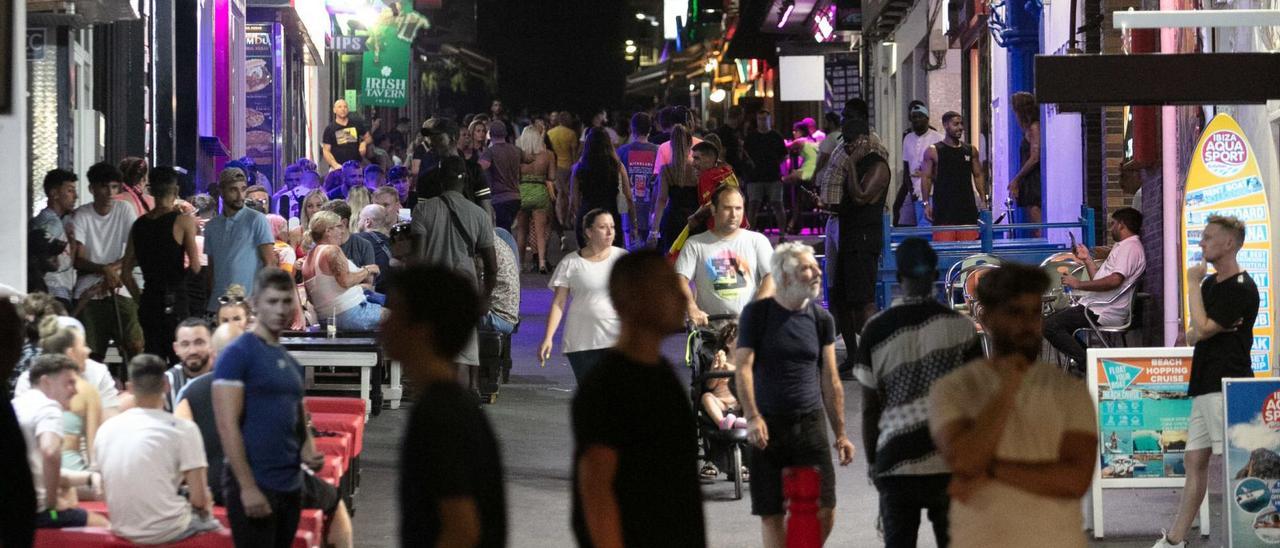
701, 322, 747, 432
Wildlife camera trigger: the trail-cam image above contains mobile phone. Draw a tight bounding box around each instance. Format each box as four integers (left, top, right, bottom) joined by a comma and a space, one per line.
1069, 232, 1077, 250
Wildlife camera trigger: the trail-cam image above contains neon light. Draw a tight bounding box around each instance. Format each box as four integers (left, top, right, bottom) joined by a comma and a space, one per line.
777, 3, 795, 28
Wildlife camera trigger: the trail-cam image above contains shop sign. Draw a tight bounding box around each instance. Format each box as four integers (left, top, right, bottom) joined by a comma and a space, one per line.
333, 35, 367, 54
1182, 113, 1273, 376
244, 23, 279, 186
1087, 347, 1201, 538
1223, 378, 1280, 546
27, 29, 46, 60
360, 8, 410, 108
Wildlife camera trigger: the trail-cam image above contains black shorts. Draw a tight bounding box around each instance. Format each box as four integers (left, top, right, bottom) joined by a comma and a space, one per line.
301, 470, 340, 515
749, 410, 837, 516
835, 250, 880, 306
34, 508, 88, 529
1017, 175, 1042, 208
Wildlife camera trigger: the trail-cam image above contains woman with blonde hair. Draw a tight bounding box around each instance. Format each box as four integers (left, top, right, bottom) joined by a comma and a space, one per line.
345, 186, 373, 232
37, 317, 105, 502
290, 189, 329, 253
516, 126, 557, 273
302, 211, 384, 330
114, 156, 155, 216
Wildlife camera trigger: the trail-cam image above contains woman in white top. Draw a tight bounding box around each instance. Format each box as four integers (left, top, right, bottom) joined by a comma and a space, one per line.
302, 210, 384, 331
539, 209, 627, 382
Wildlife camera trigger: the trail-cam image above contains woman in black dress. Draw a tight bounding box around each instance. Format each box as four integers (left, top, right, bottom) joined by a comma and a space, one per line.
1010, 91, 1042, 236
569, 127, 636, 248
121, 167, 202, 362
650, 125, 698, 254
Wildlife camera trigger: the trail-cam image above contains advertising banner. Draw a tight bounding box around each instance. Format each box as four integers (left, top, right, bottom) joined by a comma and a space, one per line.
1088, 347, 1209, 538
1223, 378, 1280, 547
1182, 113, 1273, 376
360, 8, 410, 108
244, 23, 279, 187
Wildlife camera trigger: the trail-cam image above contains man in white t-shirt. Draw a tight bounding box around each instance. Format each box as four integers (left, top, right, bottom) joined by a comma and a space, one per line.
896, 102, 943, 227
71, 162, 143, 360
1043, 207, 1146, 371
675, 186, 775, 326
95, 354, 220, 544
929, 263, 1097, 548
15, 354, 109, 529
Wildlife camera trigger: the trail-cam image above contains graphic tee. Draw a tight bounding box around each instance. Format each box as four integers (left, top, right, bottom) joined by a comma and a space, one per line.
323, 120, 366, 165
674, 230, 773, 317
617, 142, 659, 205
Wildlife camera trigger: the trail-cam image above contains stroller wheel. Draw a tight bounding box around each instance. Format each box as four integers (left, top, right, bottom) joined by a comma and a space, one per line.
731, 445, 744, 500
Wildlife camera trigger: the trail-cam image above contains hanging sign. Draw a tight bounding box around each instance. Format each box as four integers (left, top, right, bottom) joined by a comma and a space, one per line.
360, 7, 410, 108
1182, 113, 1273, 376
1223, 378, 1280, 547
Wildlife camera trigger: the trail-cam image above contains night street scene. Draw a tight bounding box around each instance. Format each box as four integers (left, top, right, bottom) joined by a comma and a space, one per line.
3, 0, 1280, 546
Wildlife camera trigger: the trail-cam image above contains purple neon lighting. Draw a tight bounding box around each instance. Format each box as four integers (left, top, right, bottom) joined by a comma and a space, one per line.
777, 2, 795, 28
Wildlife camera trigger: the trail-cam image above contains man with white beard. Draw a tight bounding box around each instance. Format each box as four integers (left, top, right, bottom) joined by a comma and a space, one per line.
733, 242, 855, 548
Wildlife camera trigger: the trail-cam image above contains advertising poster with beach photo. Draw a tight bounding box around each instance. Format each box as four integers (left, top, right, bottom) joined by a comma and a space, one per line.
1094, 354, 1192, 480
244, 23, 278, 185
1224, 378, 1280, 547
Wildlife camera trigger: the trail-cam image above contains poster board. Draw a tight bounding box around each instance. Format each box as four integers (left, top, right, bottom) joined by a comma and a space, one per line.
1088, 347, 1209, 538
1181, 113, 1273, 377
1223, 378, 1280, 547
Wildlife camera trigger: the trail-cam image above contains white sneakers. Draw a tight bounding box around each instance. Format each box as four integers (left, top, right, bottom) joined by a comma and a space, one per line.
1151, 531, 1186, 547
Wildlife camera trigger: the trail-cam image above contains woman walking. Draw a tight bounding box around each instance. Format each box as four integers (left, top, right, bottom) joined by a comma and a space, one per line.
538, 209, 627, 382
121, 167, 201, 362
570, 128, 636, 248
515, 126, 557, 273
651, 125, 698, 254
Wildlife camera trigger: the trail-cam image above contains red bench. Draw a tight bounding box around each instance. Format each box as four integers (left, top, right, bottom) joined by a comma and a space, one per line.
61, 502, 323, 548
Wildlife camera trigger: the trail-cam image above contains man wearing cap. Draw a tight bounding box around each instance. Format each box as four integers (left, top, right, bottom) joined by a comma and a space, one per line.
478, 120, 523, 231
204, 168, 276, 315
853, 238, 982, 547
896, 101, 943, 227
416, 117, 494, 219
322, 99, 370, 170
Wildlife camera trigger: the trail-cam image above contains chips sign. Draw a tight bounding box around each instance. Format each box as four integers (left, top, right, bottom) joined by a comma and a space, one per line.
1182, 114, 1273, 376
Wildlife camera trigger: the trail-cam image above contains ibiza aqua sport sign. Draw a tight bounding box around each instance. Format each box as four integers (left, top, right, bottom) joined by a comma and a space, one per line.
1182, 113, 1274, 376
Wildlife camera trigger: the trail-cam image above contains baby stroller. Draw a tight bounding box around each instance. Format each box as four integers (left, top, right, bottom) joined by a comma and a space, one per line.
686, 314, 750, 500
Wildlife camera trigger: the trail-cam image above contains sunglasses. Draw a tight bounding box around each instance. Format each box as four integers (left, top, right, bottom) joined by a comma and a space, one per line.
218, 295, 246, 305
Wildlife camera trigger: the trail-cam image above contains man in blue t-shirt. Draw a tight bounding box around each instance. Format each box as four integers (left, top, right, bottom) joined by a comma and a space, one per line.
205, 168, 276, 314
734, 242, 855, 547
616, 113, 660, 248
213, 268, 320, 548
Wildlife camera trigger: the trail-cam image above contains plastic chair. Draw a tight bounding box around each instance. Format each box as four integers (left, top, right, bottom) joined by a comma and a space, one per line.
944, 254, 1003, 308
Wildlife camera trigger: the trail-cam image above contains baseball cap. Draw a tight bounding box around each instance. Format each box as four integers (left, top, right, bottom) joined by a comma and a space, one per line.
422, 117, 459, 138
218, 167, 247, 186
909, 103, 930, 118
895, 237, 938, 280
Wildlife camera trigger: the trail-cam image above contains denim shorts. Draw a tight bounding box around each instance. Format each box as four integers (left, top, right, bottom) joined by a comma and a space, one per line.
336, 300, 384, 331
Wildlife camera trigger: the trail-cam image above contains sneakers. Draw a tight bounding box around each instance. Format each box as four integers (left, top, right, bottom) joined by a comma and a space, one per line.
1151, 531, 1185, 547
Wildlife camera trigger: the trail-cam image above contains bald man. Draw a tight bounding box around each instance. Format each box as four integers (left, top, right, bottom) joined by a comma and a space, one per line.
355, 204, 393, 294
322, 99, 371, 170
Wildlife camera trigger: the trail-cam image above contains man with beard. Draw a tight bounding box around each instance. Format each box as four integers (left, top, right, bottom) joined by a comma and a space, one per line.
734, 242, 854, 547
164, 318, 212, 412
928, 263, 1097, 548
920, 111, 985, 241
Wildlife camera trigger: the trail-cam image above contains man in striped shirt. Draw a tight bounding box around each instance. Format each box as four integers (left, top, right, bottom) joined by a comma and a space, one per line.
164, 318, 213, 412
853, 238, 982, 547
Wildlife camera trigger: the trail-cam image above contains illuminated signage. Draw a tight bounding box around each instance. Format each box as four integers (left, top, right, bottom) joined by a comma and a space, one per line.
811, 4, 836, 42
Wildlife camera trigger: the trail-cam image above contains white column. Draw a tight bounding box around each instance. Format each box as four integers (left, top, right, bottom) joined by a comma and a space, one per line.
0, 0, 29, 292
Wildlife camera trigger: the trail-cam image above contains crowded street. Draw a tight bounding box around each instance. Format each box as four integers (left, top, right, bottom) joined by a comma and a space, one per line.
3, 0, 1280, 547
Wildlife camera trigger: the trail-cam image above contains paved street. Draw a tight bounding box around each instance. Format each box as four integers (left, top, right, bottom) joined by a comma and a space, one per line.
349, 261, 1229, 547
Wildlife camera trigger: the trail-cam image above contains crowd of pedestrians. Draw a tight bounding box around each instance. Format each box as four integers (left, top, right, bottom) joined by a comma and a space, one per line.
3, 92, 1262, 548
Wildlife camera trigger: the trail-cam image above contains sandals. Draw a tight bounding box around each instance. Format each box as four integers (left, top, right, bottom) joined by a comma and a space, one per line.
700, 462, 720, 479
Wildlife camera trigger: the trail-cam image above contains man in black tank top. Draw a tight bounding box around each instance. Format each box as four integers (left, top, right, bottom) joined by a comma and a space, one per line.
919, 112, 986, 242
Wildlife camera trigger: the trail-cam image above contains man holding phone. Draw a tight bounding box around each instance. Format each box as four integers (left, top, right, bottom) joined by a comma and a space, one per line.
1042, 207, 1146, 373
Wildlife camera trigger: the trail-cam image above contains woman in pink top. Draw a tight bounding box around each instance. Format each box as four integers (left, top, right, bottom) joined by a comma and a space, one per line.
113, 157, 156, 216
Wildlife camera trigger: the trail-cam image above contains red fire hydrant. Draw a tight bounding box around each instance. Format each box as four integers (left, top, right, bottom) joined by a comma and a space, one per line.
783, 466, 822, 548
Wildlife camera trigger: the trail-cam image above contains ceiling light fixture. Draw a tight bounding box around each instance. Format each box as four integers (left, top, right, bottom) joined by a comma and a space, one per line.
777, 0, 796, 29
635, 12, 646, 20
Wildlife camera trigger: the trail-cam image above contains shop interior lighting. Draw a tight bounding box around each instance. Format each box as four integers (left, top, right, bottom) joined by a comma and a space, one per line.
710, 88, 727, 102
1112, 8, 1280, 29
636, 12, 647, 19
777, 0, 796, 29
625, 44, 638, 54
626, 39, 635, 45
